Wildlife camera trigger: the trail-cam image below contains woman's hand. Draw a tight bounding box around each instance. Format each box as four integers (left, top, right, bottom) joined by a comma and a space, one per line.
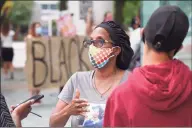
11, 100, 35, 120
49, 89, 90, 127
65, 89, 90, 116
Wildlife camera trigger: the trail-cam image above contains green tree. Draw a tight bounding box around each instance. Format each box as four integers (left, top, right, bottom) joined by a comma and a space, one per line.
9, 1, 33, 26
59, 0, 67, 11
114, 0, 125, 28
123, 0, 141, 26
7, 1, 33, 40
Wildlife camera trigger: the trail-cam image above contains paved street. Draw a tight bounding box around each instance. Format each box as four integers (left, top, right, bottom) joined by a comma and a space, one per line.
1, 68, 71, 127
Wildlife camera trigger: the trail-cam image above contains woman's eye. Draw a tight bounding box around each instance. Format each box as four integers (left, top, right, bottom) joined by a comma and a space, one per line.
99, 39, 105, 44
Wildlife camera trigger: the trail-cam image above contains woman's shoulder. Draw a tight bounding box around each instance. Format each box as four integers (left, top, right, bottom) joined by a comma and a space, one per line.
71, 70, 93, 80
120, 70, 131, 83
67, 71, 94, 87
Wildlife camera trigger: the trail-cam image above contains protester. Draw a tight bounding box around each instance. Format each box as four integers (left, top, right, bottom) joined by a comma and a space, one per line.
0, 93, 34, 127
1, 20, 15, 80
104, 5, 192, 127
128, 16, 142, 70
85, 7, 94, 36
128, 27, 142, 70
49, 21, 134, 127
128, 16, 140, 32
25, 22, 42, 105
61, 13, 76, 37
103, 11, 113, 22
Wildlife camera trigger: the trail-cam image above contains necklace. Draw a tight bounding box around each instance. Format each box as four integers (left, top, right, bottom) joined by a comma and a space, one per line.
93, 70, 117, 98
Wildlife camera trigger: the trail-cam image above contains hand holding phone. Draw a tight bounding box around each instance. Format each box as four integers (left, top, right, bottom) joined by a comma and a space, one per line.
14, 94, 44, 108
11, 100, 34, 121
12, 95, 44, 118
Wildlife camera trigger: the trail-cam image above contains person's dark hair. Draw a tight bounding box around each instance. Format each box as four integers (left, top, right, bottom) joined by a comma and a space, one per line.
96, 21, 134, 70
30, 22, 41, 37
130, 16, 140, 29
143, 5, 189, 54
1, 20, 10, 36
131, 17, 136, 28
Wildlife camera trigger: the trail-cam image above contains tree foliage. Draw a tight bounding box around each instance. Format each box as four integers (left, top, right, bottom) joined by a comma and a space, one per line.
123, 0, 141, 26
9, 1, 33, 26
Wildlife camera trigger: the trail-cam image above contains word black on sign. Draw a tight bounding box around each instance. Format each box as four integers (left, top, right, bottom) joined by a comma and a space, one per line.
79, 1, 92, 20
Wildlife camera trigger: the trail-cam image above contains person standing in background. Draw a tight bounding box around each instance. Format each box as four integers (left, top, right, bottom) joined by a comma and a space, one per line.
128, 16, 141, 34
85, 7, 94, 36
25, 22, 42, 105
103, 11, 113, 22
131, 16, 140, 30
128, 15, 142, 71
1, 20, 15, 80
61, 13, 76, 37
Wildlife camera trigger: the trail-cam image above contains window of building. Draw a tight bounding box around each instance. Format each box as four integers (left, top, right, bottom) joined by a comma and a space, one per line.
42, 4, 48, 10
50, 4, 57, 10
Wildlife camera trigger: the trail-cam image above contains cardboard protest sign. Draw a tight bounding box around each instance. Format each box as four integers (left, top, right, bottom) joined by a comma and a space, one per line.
25, 36, 92, 89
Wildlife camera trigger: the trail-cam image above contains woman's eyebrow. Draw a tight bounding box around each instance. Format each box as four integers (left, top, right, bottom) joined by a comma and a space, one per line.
96, 36, 104, 39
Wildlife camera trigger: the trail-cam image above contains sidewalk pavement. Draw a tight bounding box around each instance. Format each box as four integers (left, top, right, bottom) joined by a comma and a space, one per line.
1, 69, 71, 127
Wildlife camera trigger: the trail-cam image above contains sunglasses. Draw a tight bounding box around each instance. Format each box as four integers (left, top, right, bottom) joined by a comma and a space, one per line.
83, 38, 113, 48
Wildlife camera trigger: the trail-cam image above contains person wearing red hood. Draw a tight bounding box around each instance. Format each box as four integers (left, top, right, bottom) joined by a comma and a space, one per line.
104, 5, 192, 127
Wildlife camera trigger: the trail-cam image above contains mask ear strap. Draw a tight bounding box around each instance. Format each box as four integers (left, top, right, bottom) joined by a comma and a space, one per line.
109, 54, 115, 58
111, 46, 121, 56
112, 46, 121, 50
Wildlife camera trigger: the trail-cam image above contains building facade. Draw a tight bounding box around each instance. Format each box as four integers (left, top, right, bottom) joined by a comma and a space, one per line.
31, 1, 113, 36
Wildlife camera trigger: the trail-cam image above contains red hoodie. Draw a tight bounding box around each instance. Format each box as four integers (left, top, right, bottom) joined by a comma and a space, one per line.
104, 59, 192, 127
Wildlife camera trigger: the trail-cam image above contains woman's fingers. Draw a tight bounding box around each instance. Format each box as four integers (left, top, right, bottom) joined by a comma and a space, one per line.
68, 98, 90, 116
78, 103, 89, 108
25, 107, 32, 118
77, 107, 89, 113
11, 105, 16, 110
73, 99, 88, 104
10, 105, 17, 113
29, 107, 32, 112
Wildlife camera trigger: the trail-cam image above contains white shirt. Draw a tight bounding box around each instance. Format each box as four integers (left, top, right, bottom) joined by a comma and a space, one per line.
1, 30, 15, 48
129, 28, 141, 53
